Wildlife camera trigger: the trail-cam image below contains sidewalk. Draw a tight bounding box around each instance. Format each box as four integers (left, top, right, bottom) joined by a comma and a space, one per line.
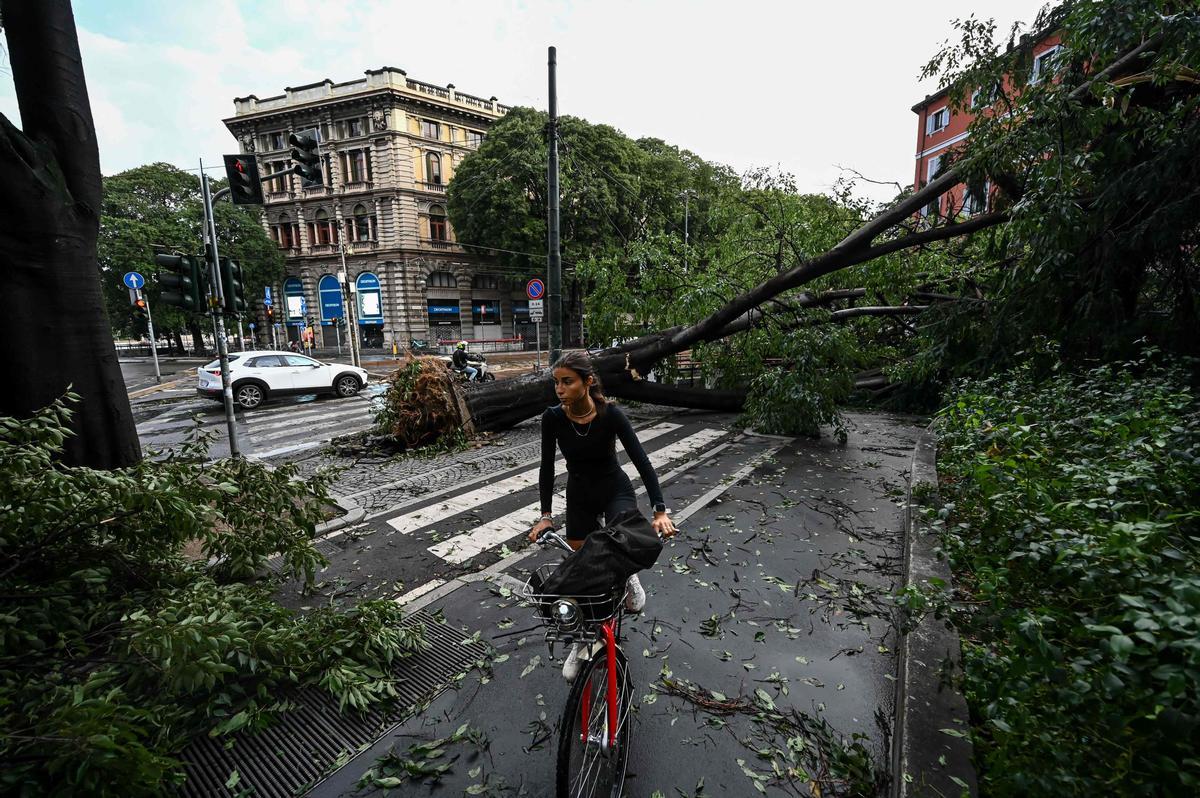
306, 412, 923, 797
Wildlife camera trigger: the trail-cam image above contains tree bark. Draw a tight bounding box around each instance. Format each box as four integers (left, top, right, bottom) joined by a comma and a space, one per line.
0, 1, 140, 469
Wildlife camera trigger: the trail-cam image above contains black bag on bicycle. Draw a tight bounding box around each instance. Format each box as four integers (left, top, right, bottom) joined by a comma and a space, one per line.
540, 510, 663, 604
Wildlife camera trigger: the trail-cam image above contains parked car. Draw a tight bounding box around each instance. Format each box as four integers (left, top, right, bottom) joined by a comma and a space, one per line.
197, 350, 369, 409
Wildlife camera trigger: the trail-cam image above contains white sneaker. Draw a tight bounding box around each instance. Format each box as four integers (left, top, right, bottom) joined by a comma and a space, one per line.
625, 574, 646, 612
562, 642, 583, 682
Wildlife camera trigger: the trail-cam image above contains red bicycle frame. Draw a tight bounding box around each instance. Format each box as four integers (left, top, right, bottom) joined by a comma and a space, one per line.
579, 618, 620, 748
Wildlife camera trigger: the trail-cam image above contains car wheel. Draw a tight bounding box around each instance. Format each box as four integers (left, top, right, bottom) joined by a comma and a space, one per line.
335, 375, 361, 397
234, 383, 265, 409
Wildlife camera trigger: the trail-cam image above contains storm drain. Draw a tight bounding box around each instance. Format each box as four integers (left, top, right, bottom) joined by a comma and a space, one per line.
264, 535, 347, 575
176, 609, 490, 798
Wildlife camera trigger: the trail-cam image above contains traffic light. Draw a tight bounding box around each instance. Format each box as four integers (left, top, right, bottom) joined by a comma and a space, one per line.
306, 316, 315, 328
156, 253, 204, 312
289, 128, 322, 187
134, 297, 148, 314
265, 305, 274, 322
219, 258, 246, 314
222, 154, 264, 205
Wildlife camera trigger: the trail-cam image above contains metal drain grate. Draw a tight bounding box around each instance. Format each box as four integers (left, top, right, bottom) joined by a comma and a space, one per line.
265, 536, 346, 575
176, 609, 489, 798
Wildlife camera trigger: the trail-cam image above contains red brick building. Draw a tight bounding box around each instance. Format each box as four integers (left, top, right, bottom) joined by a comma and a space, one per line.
911, 33, 1063, 218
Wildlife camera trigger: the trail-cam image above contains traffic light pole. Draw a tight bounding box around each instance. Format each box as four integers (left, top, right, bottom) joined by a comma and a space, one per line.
200, 161, 242, 459
547, 46, 563, 364
339, 240, 361, 368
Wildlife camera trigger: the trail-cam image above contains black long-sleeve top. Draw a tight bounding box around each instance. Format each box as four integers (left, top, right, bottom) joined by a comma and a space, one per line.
539, 403, 665, 514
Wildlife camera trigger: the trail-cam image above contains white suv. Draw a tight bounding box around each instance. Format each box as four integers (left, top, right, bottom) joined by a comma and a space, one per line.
197, 350, 370, 409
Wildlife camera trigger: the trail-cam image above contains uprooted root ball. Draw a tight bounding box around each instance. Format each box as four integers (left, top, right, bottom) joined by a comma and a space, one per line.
373, 356, 466, 448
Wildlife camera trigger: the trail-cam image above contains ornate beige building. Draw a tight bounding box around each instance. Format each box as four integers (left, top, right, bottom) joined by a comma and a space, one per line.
223, 66, 536, 349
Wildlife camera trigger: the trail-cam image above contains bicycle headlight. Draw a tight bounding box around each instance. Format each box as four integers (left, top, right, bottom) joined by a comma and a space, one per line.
551, 598, 580, 628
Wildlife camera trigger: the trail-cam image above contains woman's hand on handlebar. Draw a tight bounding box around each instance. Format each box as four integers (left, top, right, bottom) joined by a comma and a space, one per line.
528, 516, 554, 543
652, 511, 677, 538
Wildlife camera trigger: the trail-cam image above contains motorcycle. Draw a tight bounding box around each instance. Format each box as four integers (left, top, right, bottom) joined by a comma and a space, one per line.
441, 352, 495, 383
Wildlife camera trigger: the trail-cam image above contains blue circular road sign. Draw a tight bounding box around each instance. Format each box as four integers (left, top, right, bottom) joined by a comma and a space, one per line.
123, 271, 145, 290
526, 278, 545, 300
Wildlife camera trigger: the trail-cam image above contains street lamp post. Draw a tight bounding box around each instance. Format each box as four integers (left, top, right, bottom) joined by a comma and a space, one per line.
680, 189, 694, 272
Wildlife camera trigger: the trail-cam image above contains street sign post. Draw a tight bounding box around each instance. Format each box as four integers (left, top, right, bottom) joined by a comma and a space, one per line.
264, 286, 273, 306
526, 278, 545, 300
124, 278, 159, 383
528, 298, 545, 321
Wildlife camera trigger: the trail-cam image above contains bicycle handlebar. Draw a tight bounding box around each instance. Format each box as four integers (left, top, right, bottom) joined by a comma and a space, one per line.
535, 526, 574, 554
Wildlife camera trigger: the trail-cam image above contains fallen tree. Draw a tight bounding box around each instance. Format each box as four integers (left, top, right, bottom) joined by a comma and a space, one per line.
384, 12, 1195, 441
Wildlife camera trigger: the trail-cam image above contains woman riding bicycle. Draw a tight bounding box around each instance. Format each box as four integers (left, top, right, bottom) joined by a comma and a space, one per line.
527, 351, 676, 675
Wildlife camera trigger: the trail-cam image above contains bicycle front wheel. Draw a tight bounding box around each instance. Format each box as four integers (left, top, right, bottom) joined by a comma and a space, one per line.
556, 645, 633, 798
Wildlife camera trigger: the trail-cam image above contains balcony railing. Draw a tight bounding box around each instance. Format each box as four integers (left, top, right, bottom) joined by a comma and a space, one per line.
302, 185, 330, 198
341, 180, 373, 193
421, 238, 455, 250
309, 243, 338, 255
417, 181, 446, 194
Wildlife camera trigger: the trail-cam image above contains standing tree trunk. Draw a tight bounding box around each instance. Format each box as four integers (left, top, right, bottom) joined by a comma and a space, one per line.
0, 0, 140, 469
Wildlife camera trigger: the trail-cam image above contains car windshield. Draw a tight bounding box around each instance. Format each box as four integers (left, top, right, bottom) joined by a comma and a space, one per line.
203, 355, 240, 369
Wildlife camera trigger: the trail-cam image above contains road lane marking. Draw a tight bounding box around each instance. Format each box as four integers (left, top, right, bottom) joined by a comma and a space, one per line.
383, 423, 681, 536
401, 436, 789, 615
428, 427, 728, 564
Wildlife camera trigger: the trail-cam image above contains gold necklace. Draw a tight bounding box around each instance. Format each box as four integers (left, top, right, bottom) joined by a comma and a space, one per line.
564, 400, 594, 420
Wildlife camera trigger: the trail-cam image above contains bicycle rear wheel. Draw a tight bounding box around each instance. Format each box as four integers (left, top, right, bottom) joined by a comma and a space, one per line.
556, 645, 632, 798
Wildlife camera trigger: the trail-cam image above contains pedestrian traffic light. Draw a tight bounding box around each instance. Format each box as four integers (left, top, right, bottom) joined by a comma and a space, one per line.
222, 154, 265, 205
289, 128, 322, 187
219, 258, 246, 314
156, 253, 204, 312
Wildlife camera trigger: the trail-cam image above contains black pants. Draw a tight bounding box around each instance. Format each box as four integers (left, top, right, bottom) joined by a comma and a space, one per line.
565, 470, 639, 541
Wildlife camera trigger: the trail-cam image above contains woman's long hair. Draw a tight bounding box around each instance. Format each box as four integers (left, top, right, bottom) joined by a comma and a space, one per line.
552, 350, 609, 410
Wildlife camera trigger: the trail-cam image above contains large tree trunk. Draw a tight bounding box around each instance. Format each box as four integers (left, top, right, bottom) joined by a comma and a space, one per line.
0, 1, 140, 469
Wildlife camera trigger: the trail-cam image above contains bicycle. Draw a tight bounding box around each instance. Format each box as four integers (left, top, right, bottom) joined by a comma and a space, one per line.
526, 527, 634, 798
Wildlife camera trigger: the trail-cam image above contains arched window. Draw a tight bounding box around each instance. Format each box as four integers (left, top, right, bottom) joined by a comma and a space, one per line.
272, 212, 298, 248
351, 203, 374, 242
308, 208, 337, 246
428, 204, 447, 242
425, 152, 442, 185
427, 271, 457, 288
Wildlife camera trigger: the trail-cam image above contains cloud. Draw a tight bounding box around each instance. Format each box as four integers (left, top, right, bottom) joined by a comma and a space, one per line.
2, 0, 1048, 204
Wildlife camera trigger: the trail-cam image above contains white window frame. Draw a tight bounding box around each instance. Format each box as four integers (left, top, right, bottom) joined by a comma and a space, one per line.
963, 179, 990, 216
1031, 45, 1063, 84
926, 106, 949, 134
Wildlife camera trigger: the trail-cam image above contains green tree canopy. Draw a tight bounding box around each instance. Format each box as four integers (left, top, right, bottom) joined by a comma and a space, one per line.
446, 107, 737, 279
99, 162, 285, 342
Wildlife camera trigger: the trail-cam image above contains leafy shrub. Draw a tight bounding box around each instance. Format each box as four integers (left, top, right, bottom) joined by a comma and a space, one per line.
738, 325, 860, 440
0, 396, 426, 796
930, 352, 1200, 795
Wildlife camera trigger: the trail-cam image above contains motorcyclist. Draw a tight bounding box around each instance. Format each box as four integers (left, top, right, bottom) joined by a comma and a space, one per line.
452, 340, 478, 382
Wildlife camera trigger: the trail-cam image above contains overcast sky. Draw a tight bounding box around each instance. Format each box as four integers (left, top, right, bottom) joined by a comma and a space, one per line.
1, 0, 1048, 204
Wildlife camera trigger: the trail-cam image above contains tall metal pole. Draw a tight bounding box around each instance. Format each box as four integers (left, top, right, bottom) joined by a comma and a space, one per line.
339, 241, 361, 367
143, 293, 161, 383
547, 46, 563, 363
683, 191, 690, 272
201, 161, 242, 458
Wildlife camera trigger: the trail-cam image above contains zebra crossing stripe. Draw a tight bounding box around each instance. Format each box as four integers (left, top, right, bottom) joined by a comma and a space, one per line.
383, 423, 682, 536
428, 427, 728, 564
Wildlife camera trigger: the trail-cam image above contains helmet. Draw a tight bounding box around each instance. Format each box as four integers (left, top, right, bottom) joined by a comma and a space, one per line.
456, 341, 467, 349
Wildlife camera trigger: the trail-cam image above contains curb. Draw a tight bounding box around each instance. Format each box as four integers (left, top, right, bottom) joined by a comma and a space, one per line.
128, 376, 188, 400
891, 428, 978, 797
313, 493, 365, 536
